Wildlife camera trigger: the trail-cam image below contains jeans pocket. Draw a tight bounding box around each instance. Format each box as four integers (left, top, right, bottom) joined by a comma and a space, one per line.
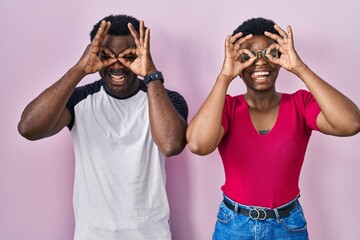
282, 204, 307, 232
216, 202, 235, 224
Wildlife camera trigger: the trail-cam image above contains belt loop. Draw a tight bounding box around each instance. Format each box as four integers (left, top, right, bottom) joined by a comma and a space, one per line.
234, 202, 239, 216
273, 208, 281, 223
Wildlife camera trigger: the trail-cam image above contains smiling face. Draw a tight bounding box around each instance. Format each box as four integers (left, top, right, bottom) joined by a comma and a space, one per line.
99, 34, 139, 98
239, 35, 280, 93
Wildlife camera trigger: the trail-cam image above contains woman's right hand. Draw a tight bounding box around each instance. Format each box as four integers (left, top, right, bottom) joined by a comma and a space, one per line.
219, 32, 254, 82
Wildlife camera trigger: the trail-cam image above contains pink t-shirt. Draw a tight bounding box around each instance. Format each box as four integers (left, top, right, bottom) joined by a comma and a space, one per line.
219, 90, 321, 208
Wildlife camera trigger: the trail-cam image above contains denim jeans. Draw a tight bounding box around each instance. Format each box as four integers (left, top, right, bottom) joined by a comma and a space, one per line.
212, 195, 308, 240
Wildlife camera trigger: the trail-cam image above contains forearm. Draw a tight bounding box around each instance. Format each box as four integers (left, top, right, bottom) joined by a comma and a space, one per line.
147, 81, 187, 157
18, 66, 86, 139
293, 64, 360, 135
186, 75, 231, 155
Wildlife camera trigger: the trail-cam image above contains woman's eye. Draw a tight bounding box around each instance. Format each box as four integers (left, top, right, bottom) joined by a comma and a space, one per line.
241, 54, 251, 62
270, 49, 279, 58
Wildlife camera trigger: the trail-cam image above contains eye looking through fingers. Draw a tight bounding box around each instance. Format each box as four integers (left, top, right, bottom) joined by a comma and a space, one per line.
240, 48, 280, 62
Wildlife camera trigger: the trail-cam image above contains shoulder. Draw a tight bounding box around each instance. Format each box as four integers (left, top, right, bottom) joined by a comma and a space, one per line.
286, 89, 316, 106
224, 94, 246, 108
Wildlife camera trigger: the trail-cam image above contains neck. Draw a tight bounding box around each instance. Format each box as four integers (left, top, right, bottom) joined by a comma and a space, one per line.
244, 89, 281, 111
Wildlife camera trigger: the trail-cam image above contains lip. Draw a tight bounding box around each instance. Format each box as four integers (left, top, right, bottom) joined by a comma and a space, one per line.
251, 70, 271, 82
107, 71, 129, 86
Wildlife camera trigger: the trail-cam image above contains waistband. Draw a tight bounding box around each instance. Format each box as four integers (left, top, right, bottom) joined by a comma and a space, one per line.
222, 195, 299, 220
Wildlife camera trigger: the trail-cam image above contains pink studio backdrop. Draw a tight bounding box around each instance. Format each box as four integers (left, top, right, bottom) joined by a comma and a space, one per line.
1, 0, 360, 239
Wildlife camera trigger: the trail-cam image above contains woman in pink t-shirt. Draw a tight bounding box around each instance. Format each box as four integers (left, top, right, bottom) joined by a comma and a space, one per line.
186, 17, 360, 240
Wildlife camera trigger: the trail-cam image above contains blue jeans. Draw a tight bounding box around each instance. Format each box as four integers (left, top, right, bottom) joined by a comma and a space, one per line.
212, 195, 308, 240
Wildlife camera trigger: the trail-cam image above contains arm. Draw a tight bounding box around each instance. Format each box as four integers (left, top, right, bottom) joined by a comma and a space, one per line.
186, 33, 254, 155
265, 25, 360, 136
118, 20, 187, 156
147, 81, 188, 156
18, 21, 117, 140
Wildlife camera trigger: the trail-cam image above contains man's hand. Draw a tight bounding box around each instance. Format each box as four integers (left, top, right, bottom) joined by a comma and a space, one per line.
118, 20, 157, 77
76, 20, 117, 75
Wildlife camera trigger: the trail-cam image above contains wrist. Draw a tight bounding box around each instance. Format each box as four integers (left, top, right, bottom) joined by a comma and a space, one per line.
144, 71, 164, 86
70, 65, 88, 79
217, 74, 234, 85
291, 63, 308, 77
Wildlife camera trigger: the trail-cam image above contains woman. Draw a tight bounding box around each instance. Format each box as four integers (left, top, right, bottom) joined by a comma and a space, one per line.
186, 17, 360, 239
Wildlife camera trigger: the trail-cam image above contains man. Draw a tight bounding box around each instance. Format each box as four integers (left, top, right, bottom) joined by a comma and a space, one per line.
186, 17, 360, 239
18, 15, 188, 240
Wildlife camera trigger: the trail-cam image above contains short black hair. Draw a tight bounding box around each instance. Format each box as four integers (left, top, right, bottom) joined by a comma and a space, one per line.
90, 14, 141, 41
232, 17, 278, 37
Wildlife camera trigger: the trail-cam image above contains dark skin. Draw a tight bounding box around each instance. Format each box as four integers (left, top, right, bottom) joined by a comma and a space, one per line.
187, 24, 360, 155
18, 20, 187, 156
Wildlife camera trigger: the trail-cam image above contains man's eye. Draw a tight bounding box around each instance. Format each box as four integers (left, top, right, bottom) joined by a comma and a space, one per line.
99, 54, 110, 60
124, 55, 137, 60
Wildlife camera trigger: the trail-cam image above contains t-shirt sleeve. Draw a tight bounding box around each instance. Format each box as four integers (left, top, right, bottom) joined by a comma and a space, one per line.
65, 91, 77, 130
167, 90, 189, 122
300, 90, 321, 132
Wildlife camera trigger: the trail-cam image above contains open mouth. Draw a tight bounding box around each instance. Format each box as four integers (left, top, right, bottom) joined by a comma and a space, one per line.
251, 71, 270, 81
108, 71, 128, 85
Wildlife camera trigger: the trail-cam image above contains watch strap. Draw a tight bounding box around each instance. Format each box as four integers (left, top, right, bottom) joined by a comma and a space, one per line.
144, 71, 164, 85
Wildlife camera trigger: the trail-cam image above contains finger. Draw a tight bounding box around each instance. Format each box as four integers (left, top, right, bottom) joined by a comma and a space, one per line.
287, 25, 294, 44
144, 28, 150, 49
229, 32, 243, 44
139, 20, 145, 45
118, 48, 137, 58
237, 49, 256, 64
274, 25, 289, 39
103, 47, 115, 58
224, 35, 231, 54
128, 23, 141, 46
234, 34, 253, 50
102, 57, 118, 68
264, 31, 283, 43
92, 20, 107, 46
265, 43, 281, 64
101, 21, 111, 39
117, 57, 133, 69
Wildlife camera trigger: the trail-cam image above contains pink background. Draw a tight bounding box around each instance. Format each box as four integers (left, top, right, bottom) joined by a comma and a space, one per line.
1, 0, 360, 239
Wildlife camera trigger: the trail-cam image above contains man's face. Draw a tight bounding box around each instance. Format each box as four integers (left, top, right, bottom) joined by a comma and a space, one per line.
99, 34, 138, 98
239, 35, 280, 92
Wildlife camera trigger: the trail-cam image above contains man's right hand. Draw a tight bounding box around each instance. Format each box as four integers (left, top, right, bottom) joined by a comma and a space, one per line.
76, 20, 117, 75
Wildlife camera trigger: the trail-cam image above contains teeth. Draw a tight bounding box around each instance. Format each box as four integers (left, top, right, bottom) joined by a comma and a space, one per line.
254, 71, 269, 76
111, 74, 126, 82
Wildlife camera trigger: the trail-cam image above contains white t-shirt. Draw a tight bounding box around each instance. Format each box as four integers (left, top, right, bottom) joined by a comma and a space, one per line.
66, 79, 188, 240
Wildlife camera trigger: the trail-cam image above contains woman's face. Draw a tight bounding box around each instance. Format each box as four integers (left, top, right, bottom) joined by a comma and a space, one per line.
239, 35, 281, 93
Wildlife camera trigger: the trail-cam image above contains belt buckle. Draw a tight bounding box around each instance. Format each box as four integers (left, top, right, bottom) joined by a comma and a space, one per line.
249, 208, 267, 220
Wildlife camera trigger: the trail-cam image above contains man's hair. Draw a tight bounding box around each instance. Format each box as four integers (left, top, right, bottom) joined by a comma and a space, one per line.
232, 17, 278, 37
90, 14, 141, 41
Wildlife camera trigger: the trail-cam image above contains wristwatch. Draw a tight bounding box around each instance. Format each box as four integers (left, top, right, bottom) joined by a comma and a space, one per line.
143, 71, 164, 85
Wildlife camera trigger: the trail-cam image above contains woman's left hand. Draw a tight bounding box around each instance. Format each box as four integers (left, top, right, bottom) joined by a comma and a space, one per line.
264, 25, 305, 73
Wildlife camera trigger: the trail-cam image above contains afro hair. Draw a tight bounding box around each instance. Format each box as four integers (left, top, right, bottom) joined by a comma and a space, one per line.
90, 14, 141, 41
232, 17, 278, 37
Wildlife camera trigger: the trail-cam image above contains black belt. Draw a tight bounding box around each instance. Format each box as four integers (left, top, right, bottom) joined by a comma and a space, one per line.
223, 198, 297, 220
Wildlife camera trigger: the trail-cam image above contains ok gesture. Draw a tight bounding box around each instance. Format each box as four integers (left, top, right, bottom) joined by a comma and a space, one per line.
118, 20, 157, 77
76, 20, 117, 75
220, 32, 254, 82
264, 25, 304, 73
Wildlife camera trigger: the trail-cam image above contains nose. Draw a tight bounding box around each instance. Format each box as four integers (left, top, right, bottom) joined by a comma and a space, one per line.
255, 51, 267, 66
108, 59, 125, 70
